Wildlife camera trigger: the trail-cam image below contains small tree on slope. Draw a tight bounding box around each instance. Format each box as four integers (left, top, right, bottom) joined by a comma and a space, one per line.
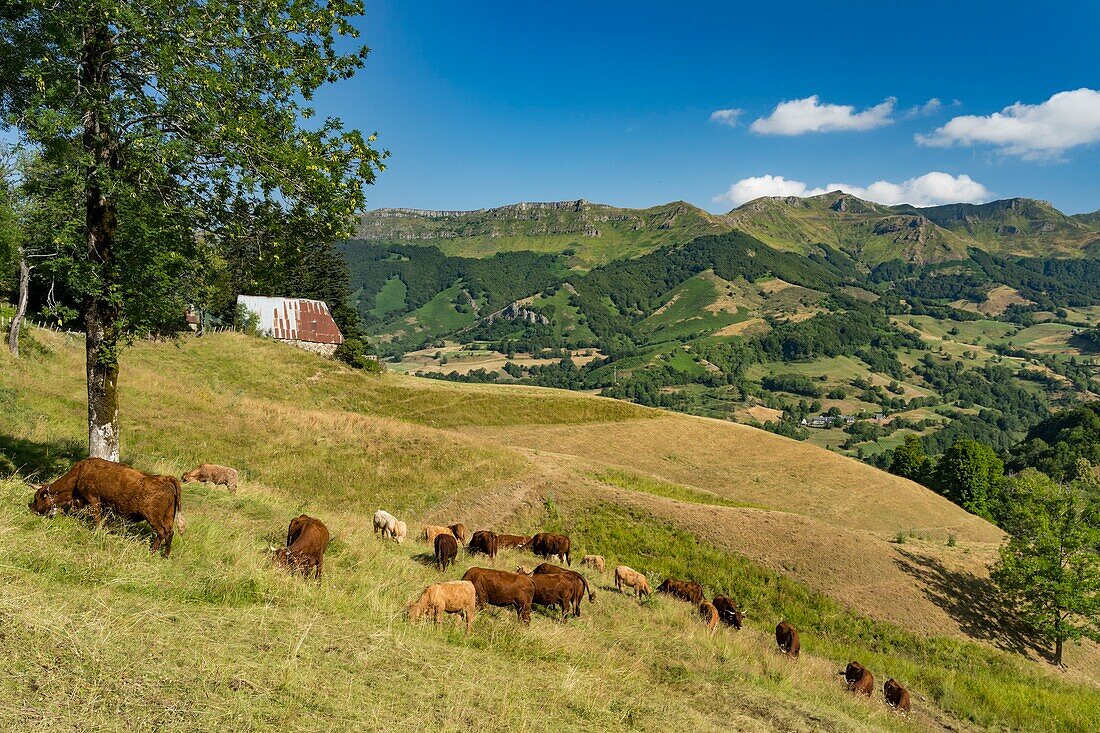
991, 465, 1100, 667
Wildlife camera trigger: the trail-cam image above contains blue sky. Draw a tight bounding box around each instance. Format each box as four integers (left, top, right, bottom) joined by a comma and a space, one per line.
317, 1, 1100, 214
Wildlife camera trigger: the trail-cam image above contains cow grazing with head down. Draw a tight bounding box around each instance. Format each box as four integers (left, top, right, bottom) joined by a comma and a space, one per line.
448, 523, 467, 544
30, 457, 185, 556
657, 578, 704, 605
496, 534, 531, 551
461, 567, 535, 624
580, 554, 605, 574
775, 621, 800, 657
407, 581, 477, 633
422, 525, 455, 544
840, 662, 874, 696
533, 563, 596, 611
529, 532, 571, 565
467, 530, 498, 559
698, 601, 719, 631
530, 571, 586, 622
614, 565, 651, 599
712, 595, 744, 630
373, 510, 401, 541
394, 520, 407, 544
181, 463, 238, 493
434, 533, 458, 571
275, 514, 330, 580
883, 679, 911, 712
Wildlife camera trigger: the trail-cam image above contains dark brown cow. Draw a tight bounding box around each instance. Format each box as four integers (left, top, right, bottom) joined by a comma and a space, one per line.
467, 529, 498, 558
712, 595, 744, 630
30, 457, 185, 556
434, 532, 458, 571
775, 621, 800, 657
883, 678, 911, 712
448, 523, 467, 544
657, 578, 704, 604
533, 562, 596, 612
530, 571, 584, 622
275, 514, 330, 580
529, 532, 571, 565
496, 534, 531, 550
840, 661, 874, 696
461, 567, 534, 624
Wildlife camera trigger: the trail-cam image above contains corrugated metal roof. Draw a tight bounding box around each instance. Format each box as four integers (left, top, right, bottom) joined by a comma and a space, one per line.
236, 295, 344, 345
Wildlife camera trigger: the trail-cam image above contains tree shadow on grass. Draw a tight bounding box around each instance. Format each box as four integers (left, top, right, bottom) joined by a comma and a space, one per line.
892, 548, 1052, 662
0, 432, 84, 482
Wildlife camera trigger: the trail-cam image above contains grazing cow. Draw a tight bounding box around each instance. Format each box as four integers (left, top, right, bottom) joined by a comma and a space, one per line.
580, 554, 605, 573
275, 514, 330, 581
614, 565, 652, 599
181, 463, 238, 494
407, 580, 477, 633
840, 662, 874, 696
883, 679, 911, 712
496, 534, 531, 550
657, 578, 704, 604
530, 571, 585, 622
533, 562, 596, 610
434, 533, 459, 571
422, 525, 455, 544
32, 458, 185, 556
699, 601, 719, 631
394, 520, 407, 544
461, 567, 535, 624
373, 510, 400, 540
775, 621, 800, 657
448, 523, 467, 544
529, 532, 571, 565
712, 595, 745, 630
467, 529, 498, 559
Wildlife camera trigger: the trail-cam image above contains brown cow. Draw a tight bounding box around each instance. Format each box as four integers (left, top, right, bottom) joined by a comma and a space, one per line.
181, 463, 238, 493
407, 581, 477, 633
496, 534, 531, 550
31, 458, 185, 556
657, 578, 704, 604
533, 562, 596, 612
840, 661, 874, 696
529, 532, 571, 565
448, 523, 467, 544
775, 621, 800, 657
461, 567, 534, 624
614, 565, 651, 599
434, 533, 458, 571
422, 525, 455, 544
580, 554, 605, 573
530, 572, 584, 622
883, 679, 911, 712
467, 529, 498, 559
699, 601, 719, 631
275, 514, 330, 580
712, 595, 744, 630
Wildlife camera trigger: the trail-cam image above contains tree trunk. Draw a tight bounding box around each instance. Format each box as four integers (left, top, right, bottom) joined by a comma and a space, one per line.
6, 252, 29, 357
1054, 635, 1063, 667
82, 19, 121, 461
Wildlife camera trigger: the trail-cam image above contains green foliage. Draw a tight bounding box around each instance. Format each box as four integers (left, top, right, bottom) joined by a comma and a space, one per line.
933, 440, 1005, 519
889, 435, 932, 485
1009, 402, 1100, 481
761, 373, 821, 397
992, 467, 1100, 666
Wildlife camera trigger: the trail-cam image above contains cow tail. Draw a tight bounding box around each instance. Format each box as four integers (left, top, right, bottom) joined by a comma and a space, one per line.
172, 477, 186, 534
583, 575, 594, 602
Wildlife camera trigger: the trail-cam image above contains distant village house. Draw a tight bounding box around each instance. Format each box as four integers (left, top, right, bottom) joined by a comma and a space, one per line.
236, 295, 344, 357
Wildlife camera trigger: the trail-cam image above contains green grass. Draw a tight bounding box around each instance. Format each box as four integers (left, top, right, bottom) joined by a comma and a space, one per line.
640, 275, 749, 340
370, 274, 408, 318
591, 469, 768, 510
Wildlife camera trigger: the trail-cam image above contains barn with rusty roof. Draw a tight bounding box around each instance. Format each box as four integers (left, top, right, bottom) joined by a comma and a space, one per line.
236, 295, 344, 357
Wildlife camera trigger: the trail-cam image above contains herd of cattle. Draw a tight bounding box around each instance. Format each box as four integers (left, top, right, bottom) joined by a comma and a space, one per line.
26, 456, 911, 715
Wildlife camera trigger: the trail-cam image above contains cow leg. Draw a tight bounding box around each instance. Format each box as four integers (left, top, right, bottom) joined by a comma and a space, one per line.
315, 557, 323, 582
86, 496, 103, 527
162, 527, 174, 558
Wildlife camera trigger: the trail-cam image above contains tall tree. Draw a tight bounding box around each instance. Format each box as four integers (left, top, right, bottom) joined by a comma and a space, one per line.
992, 466, 1100, 666
933, 439, 1005, 519
1, 2, 384, 459
889, 434, 932, 486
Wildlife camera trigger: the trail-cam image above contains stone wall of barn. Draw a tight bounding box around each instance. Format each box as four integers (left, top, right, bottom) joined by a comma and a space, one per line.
283, 339, 339, 358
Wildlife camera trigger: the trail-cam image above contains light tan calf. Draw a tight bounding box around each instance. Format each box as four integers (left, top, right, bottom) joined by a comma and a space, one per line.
614, 565, 652, 599
407, 581, 477, 633
581, 555, 605, 573
182, 463, 238, 493
422, 525, 455, 544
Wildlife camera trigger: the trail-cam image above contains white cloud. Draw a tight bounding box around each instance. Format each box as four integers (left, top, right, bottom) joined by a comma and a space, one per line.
750, 95, 895, 135
916, 88, 1100, 159
714, 172, 990, 208
903, 98, 942, 119
709, 108, 743, 126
